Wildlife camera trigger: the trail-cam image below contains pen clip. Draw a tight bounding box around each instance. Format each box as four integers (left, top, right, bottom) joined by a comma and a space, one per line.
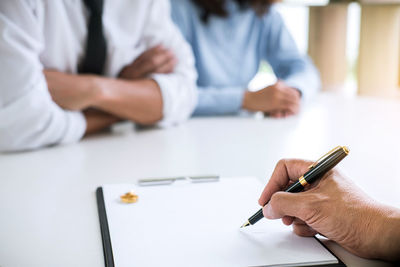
309, 146, 343, 169
188, 175, 219, 183
138, 175, 220, 186
138, 177, 186, 186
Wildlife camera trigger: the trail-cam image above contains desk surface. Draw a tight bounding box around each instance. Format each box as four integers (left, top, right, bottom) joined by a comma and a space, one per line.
1, 93, 399, 267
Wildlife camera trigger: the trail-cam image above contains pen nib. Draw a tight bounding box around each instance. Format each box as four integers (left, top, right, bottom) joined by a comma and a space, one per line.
240, 221, 250, 228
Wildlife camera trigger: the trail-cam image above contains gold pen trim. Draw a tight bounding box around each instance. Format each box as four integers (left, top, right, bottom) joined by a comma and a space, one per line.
342, 146, 350, 155
309, 146, 349, 169
298, 176, 308, 187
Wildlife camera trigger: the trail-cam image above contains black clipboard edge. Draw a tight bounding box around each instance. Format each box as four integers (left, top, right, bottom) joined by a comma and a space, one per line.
96, 186, 344, 267
96, 187, 115, 267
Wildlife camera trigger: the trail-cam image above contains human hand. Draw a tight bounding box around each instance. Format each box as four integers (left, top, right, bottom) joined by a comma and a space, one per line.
44, 70, 100, 111
258, 159, 400, 261
242, 81, 301, 118
119, 45, 177, 80
84, 108, 121, 135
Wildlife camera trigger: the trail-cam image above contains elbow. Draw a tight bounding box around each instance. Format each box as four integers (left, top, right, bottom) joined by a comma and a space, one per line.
0, 127, 50, 153
0, 134, 29, 153
135, 111, 163, 126
133, 102, 164, 125
0, 129, 18, 152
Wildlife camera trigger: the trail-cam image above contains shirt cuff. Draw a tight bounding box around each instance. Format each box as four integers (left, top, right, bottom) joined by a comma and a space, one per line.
193, 87, 245, 116
150, 74, 197, 127
283, 74, 320, 103
59, 111, 86, 144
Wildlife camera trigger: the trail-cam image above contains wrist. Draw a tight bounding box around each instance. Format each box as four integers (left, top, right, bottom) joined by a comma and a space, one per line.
88, 76, 106, 106
373, 205, 400, 261
242, 90, 254, 111
358, 202, 400, 261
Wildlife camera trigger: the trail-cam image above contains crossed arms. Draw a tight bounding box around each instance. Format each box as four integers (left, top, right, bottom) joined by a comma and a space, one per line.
0, 1, 197, 152
44, 46, 176, 135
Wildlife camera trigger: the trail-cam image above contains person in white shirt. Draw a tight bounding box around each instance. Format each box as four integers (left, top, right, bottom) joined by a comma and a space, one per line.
0, 0, 197, 152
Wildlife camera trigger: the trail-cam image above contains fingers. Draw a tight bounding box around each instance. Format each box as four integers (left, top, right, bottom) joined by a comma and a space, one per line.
269, 111, 285, 118
292, 220, 318, 237
154, 57, 177, 74
258, 159, 313, 205
279, 202, 318, 237
282, 216, 295, 225
263, 82, 301, 116
140, 45, 176, 74
129, 45, 176, 78
269, 110, 293, 118
278, 88, 300, 115
262, 191, 309, 219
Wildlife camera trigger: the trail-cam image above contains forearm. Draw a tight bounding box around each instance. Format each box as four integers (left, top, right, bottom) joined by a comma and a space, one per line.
46, 71, 164, 125
0, 75, 86, 152
92, 77, 163, 125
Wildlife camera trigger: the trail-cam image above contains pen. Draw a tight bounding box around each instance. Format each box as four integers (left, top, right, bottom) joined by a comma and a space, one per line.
240, 146, 349, 228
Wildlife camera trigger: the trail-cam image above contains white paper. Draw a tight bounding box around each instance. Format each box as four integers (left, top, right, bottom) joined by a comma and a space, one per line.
102, 177, 338, 267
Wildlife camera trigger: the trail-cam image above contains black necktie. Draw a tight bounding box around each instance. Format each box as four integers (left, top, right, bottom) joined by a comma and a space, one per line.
79, 0, 107, 74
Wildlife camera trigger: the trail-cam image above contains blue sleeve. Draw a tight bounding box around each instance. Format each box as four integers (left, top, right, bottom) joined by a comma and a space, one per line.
171, 0, 245, 116
170, 0, 192, 43
261, 8, 321, 102
194, 86, 245, 116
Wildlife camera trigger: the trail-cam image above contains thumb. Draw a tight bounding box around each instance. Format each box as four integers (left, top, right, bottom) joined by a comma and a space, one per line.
263, 191, 309, 220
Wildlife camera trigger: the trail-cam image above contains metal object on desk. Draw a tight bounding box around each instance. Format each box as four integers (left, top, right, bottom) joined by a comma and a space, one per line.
138, 175, 220, 186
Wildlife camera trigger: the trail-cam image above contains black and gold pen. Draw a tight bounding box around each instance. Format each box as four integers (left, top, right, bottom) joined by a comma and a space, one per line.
241, 146, 349, 228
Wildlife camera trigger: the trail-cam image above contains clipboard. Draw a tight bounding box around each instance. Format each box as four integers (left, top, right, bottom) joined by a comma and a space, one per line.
96, 176, 346, 267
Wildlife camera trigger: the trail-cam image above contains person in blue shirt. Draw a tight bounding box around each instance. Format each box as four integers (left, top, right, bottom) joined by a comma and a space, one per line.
170, 0, 320, 118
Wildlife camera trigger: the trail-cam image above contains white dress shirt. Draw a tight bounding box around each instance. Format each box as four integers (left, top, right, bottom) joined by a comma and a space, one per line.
0, 0, 197, 152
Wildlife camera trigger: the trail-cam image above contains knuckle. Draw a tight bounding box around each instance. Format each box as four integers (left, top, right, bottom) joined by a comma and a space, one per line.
150, 58, 158, 66
300, 204, 317, 222
301, 194, 325, 222
167, 61, 175, 70
152, 55, 163, 65
277, 159, 287, 168
270, 192, 280, 204
268, 193, 282, 212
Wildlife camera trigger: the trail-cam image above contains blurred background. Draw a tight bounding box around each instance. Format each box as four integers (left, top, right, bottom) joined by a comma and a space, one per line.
250, 0, 400, 98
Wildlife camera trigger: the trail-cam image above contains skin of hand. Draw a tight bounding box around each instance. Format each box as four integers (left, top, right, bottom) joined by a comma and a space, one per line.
44, 70, 99, 111
83, 108, 121, 135
92, 77, 163, 125
119, 44, 177, 80
242, 80, 301, 118
44, 70, 163, 125
44, 69, 163, 125
258, 159, 400, 261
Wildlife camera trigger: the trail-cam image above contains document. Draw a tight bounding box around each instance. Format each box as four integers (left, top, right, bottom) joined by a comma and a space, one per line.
101, 177, 339, 267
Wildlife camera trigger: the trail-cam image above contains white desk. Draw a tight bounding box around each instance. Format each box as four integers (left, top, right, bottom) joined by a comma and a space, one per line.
1, 93, 399, 267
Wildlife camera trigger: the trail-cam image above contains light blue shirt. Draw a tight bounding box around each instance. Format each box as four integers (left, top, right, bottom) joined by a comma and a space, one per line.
170, 0, 320, 116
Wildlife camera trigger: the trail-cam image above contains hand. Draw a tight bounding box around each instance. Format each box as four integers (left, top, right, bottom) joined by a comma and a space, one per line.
44, 70, 100, 111
242, 81, 301, 118
258, 159, 400, 261
119, 45, 177, 80
84, 108, 121, 135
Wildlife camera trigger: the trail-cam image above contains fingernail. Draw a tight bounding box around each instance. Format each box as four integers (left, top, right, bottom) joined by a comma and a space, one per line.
263, 204, 273, 218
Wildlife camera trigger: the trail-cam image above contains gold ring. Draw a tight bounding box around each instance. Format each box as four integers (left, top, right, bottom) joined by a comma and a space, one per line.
120, 191, 139, 204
